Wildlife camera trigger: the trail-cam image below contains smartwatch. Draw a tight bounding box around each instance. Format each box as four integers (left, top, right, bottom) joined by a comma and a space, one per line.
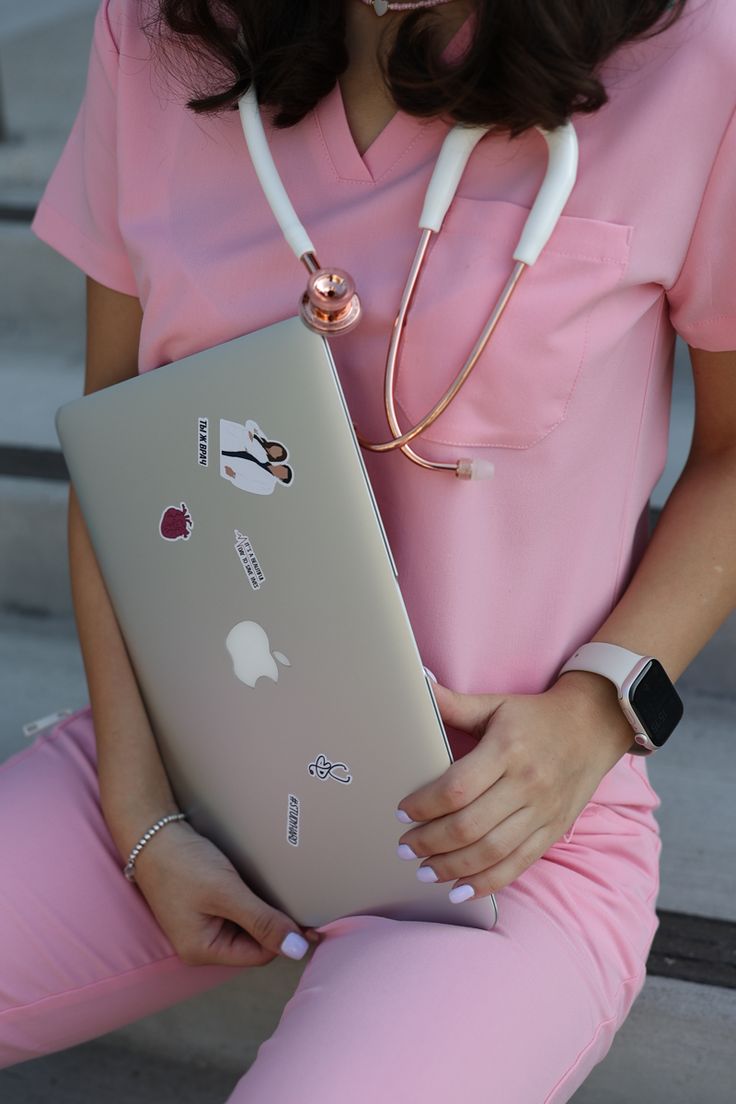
557, 642, 684, 755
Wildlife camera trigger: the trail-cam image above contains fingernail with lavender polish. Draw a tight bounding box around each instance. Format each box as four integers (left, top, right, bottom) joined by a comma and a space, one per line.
395, 809, 413, 824
396, 843, 417, 860
448, 884, 475, 904
416, 865, 438, 883
280, 932, 310, 960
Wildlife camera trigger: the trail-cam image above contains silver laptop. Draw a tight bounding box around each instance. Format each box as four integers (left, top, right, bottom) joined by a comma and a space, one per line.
56, 315, 498, 932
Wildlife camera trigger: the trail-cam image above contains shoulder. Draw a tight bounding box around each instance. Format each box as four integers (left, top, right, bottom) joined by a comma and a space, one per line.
97, 0, 173, 105
104, 0, 156, 50
674, 0, 736, 82
611, 0, 736, 83
605, 0, 736, 136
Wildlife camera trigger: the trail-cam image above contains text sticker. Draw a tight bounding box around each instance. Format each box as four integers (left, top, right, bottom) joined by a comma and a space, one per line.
287, 793, 300, 847
197, 417, 209, 467
233, 530, 265, 590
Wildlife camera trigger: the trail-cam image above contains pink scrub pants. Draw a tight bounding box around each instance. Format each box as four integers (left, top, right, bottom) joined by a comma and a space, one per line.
0, 706, 662, 1101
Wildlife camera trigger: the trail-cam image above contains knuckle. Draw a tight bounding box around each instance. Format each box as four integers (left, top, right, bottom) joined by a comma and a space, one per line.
494, 725, 516, 759
517, 755, 543, 789
248, 909, 281, 949
448, 809, 476, 845
455, 850, 479, 876
440, 775, 467, 809
480, 833, 507, 867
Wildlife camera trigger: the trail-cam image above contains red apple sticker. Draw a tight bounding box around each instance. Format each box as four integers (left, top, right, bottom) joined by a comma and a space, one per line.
159, 502, 193, 541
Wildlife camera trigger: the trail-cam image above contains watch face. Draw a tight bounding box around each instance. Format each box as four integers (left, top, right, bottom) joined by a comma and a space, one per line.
628, 660, 684, 747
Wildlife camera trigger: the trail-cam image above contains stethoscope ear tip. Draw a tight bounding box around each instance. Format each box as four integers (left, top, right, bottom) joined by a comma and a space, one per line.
457, 458, 495, 481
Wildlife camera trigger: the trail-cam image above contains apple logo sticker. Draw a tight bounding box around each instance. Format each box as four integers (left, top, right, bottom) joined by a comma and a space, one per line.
225, 621, 291, 688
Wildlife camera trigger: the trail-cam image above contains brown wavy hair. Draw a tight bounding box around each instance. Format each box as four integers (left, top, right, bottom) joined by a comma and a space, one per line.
140, 0, 691, 139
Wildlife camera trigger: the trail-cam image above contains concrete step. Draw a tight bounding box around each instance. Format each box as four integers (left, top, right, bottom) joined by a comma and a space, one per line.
0, 344, 81, 618
0, 476, 72, 617
648, 686, 736, 922
0, 1, 95, 337
2, 222, 86, 342
0, 342, 84, 448
0, 1038, 237, 1104
0, 973, 733, 1103
0, 3, 96, 202
572, 976, 736, 1104
0, 612, 86, 746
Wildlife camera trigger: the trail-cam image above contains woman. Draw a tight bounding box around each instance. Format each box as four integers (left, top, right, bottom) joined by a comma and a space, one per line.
3, 0, 735, 1098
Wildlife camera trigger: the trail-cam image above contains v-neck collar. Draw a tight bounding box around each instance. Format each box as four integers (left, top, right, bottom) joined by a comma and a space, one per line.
313, 13, 476, 184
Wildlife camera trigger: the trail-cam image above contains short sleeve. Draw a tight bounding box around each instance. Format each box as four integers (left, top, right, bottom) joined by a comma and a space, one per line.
665, 104, 736, 352
30, 0, 138, 297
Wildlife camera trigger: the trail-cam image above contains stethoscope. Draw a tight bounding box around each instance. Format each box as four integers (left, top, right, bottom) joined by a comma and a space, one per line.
238, 85, 579, 479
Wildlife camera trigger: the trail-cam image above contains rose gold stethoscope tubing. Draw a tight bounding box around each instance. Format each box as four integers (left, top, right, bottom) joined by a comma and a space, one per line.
352, 229, 528, 471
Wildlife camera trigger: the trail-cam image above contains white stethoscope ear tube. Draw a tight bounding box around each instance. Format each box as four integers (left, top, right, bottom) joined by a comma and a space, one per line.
238, 87, 316, 261
419, 118, 578, 262
419, 123, 494, 232
237, 82, 579, 479
240, 82, 578, 268
514, 126, 578, 265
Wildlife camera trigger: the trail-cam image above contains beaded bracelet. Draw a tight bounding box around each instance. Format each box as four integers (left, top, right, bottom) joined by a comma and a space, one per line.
123, 812, 188, 883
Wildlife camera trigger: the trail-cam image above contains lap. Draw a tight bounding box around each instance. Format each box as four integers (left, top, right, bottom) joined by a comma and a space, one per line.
231, 801, 661, 1103
0, 707, 661, 1102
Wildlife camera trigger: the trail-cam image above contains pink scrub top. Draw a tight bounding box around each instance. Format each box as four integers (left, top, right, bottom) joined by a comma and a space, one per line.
32, 0, 736, 807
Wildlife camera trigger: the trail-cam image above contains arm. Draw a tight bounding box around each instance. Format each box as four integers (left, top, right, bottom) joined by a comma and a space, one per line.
70, 278, 318, 962
70, 278, 180, 862
394, 347, 736, 898
554, 345, 736, 745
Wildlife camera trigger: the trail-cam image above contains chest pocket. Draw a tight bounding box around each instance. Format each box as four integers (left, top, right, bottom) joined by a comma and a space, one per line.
393, 197, 633, 450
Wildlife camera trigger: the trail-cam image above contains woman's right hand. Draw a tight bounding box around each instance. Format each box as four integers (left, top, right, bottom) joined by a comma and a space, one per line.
131, 818, 321, 967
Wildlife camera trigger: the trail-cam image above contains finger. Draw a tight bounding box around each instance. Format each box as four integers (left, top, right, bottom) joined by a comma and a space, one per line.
410, 806, 533, 884
212, 879, 313, 962
397, 733, 505, 824
197, 918, 278, 969
446, 824, 553, 901
400, 780, 527, 862
431, 681, 506, 735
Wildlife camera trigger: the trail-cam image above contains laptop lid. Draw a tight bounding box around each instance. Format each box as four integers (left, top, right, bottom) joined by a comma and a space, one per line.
56, 315, 497, 932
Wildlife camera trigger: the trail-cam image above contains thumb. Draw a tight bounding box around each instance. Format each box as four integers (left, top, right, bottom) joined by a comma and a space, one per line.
218, 880, 313, 963
430, 679, 506, 735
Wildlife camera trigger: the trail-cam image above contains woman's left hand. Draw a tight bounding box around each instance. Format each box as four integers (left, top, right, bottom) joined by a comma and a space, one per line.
395, 672, 635, 901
